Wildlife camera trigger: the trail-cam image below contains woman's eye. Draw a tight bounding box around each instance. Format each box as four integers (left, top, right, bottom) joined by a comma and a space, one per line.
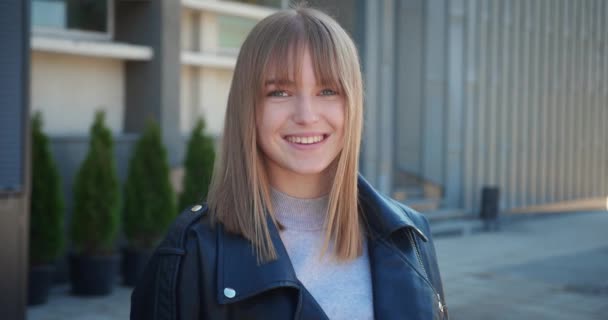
320, 89, 338, 96
267, 90, 289, 97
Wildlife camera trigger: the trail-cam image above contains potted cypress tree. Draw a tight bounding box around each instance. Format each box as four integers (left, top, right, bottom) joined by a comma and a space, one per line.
28, 112, 65, 305
69, 111, 120, 295
122, 119, 176, 286
179, 117, 215, 210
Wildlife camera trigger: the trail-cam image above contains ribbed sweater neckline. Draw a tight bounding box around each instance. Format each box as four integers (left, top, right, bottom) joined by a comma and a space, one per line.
270, 188, 329, 231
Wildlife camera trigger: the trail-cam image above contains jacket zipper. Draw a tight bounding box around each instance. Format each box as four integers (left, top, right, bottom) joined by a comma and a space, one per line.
406, 230, 446, 316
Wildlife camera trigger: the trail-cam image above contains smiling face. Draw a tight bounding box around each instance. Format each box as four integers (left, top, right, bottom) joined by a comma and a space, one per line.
256, 49, 345, 190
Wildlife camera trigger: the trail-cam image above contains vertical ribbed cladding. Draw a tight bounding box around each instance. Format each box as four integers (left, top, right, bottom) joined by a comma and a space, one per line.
450, 0, 608, 213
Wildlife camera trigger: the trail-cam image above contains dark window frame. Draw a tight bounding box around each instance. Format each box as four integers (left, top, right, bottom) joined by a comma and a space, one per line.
31, 0, 114, 41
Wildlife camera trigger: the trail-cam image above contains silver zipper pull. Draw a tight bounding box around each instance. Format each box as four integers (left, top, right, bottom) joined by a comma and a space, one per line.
437, 294, 444, 313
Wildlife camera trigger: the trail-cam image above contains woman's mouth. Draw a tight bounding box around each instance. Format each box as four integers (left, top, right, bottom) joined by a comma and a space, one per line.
284, 134, 329, 145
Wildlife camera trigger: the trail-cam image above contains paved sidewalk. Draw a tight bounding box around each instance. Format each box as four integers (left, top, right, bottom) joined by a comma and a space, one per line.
27, 284, 132, 320
436, 210, 608, 320
28, 210, 608, 319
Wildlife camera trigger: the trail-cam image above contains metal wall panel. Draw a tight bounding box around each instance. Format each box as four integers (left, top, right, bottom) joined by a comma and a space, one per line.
361, 0, 380, 186
422, 0, 447, 186
445, 0, 466, 207
365, 0, 606, 212
395, 0, 424, 176
453, 0, 608, 212
378, 0, 396, 193
462, 0, 478, 210
403, 0, 608, 211
600, 0, 605, 197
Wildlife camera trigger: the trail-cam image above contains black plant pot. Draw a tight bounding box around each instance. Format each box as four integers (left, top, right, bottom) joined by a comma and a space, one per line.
28, 264, 55, 305
69, 253, 119, 296
121, 247, 153, 287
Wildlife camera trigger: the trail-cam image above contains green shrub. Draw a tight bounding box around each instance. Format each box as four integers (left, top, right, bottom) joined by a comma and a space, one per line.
122, 119, 176, 249
179, 117, 216, 210
71, 111, 120, 255
30, 112, 65, 266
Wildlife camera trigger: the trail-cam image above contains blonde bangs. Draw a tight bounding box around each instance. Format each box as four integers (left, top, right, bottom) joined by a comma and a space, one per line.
255, 15, 344, 100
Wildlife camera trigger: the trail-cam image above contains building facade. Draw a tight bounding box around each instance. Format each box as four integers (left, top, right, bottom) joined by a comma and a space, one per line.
362, 0, 608, 215
25, 0, 608, 224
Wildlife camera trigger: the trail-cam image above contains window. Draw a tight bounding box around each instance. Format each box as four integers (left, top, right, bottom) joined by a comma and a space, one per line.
217, 15, 257, 56
31, 0, 113, 40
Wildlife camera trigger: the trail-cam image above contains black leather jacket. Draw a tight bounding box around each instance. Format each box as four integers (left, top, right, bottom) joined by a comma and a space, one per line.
131, 175, 448, 319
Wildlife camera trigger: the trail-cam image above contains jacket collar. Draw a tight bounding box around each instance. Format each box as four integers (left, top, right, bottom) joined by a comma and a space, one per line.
357, 174, 427, 242
358, 175, 437, 319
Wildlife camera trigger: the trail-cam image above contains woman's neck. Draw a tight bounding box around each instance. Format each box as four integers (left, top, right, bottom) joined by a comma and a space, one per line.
268, 168, 334, 199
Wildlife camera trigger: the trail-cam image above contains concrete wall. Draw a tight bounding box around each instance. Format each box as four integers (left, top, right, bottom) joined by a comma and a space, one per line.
181, 9, 196, 51
115, 0, 183, 165
30, 51, 125, 135
180, 66, 193, 134
197, 68, 232, 135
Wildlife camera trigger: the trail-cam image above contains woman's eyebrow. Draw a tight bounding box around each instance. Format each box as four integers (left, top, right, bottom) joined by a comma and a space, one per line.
264, 79, 295, 86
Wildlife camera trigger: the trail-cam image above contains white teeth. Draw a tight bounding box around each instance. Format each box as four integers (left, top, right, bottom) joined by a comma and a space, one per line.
286, 135, 325, 144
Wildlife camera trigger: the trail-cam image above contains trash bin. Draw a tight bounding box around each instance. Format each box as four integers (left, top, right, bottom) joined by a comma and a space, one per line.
480, 186, 500, 231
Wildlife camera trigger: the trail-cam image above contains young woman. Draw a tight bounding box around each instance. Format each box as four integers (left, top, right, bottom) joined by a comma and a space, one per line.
131, 6, 447, 320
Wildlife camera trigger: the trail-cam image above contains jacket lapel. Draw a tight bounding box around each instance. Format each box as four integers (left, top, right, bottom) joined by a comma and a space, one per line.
216, 216, 300, 304
359, 175, 438, 319
368, 235, 438, 319
216, 216, 330, 319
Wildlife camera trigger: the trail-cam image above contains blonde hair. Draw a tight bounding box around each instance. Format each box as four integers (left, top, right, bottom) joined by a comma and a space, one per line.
207, 5, 364, 262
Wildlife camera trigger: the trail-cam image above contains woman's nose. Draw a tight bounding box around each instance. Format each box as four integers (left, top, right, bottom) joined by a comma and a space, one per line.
293, 95, 319, 124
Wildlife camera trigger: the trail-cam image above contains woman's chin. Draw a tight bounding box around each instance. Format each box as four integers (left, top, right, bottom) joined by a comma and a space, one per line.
285, 163, 333, 177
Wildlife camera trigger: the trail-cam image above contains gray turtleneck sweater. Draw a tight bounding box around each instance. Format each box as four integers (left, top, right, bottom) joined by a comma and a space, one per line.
270, 188, 374, 320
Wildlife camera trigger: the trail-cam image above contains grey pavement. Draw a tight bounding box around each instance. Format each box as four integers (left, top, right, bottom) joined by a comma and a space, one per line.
28, 210, 608, 320
437, 210, 608, 320
27, 284, 132, 320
